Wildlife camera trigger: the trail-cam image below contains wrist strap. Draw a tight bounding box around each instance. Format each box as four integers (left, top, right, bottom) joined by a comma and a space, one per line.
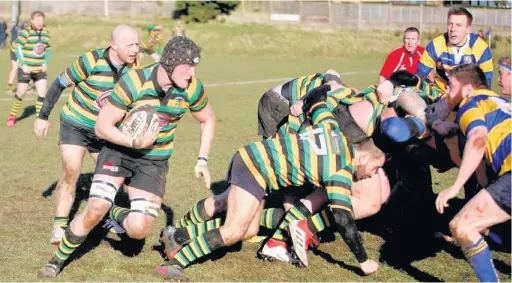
198, 157, 208, 163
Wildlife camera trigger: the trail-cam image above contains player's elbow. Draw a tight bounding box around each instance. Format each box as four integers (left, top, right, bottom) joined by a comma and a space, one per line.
469, 129, 488, 150
94, 120, 107, 139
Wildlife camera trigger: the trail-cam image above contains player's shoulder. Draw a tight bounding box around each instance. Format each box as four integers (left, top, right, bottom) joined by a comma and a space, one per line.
186, 77, 204, 94
388, 46, 405, 56
469, 33, 490, 49
416, 45, 425, 53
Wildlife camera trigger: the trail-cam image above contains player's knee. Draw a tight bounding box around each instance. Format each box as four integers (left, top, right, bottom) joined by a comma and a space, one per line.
83, 200, 111, 228
126, 218, 153, 239
449, 218, 469, 240
61, 164, 80, 185
221, 225, 245, 245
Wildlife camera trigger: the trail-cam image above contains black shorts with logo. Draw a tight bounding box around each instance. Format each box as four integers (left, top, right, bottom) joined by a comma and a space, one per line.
257, 89, 290, 138
17, 69, 46, 84
59, 119, 105, 153
95, 144, 169, 198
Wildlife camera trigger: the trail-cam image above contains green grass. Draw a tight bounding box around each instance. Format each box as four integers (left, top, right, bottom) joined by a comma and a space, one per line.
0, 19, 510, 282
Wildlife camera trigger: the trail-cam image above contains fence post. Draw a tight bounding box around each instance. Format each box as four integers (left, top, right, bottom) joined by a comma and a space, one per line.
328, 0, 332, 25
104, 0, 109, 17
299, 0, 303, 22
483, 7, 487, 29
357, 2, 361, 30
419, 4, 423, 32
388, 2, 392, 30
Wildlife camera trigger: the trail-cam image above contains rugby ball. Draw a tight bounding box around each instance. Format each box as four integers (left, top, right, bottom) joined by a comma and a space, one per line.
120, 104, 160, 139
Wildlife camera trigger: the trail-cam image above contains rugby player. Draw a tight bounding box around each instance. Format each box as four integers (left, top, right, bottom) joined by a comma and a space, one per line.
498, 56, 510, 97
33, 24, 140, 245
6, 11, 50, 127
138, 24, 163, 63
37, 36, 215, 278
436, 64, 510, 282
417, 6, 493, 119
155, 85, 385, 281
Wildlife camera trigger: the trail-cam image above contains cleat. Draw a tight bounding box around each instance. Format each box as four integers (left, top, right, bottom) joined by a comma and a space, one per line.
154, 263, 189, 282
288, 220, 314, 267
6, 115, 16, 127
160, 226, 182, 260
49, 226, 65, 245
37, 263, 60, 279
102, 219, 126, 235
257, 239, 295, 264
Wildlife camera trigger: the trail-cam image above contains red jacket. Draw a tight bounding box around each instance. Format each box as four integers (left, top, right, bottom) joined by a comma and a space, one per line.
379, 46, 425, 79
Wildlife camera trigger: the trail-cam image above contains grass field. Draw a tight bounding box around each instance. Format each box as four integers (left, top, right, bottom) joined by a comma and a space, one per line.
0, 19, 510, 282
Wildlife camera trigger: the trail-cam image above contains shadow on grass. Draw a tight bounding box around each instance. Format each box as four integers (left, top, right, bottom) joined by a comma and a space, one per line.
16, 105, 36, 122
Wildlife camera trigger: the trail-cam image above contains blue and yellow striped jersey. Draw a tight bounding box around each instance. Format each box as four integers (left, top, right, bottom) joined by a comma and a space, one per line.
61, 48, 139, 129
14, 26, 51, 72
108, 63, 208, 160
417, 33, 493, 90
239, 102, 355, 213
456, 89, 511, 177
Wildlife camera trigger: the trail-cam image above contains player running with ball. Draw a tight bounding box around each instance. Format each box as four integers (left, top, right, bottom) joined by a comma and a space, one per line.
37, 36, 215, 279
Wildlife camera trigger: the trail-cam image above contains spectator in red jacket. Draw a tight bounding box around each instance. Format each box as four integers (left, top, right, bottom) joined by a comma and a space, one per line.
377, 27, 425, 84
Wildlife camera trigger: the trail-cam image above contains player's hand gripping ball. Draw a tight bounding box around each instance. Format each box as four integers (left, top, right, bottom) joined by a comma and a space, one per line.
121, 104, 160, 149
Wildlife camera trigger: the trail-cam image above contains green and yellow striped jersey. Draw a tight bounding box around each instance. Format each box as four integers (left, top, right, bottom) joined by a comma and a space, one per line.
239, 102, 355, 213
61, 48, 139, 129
108, 63, 208, 160
140, 29, 163, 51
14, 26, 50, 72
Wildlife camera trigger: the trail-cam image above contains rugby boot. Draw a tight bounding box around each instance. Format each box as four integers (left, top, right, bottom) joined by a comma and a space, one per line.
154, 263, 189, 282
288, 219, 318, 267
160, 225, 182, 260
6, 115, 16, 127
257, 238, 295, 264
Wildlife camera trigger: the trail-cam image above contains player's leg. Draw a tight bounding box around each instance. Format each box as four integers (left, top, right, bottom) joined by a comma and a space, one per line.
156, 152, 265, 281
6, 69, 29, 127
38, 174, 124, 278
109, 157, 168, 239
155, 184, 263, 281
6, 57, 17, 93
33, 73, 48, 117
449, 173, 511, 282
176, 188, 229, 228
50, 144, 87, 245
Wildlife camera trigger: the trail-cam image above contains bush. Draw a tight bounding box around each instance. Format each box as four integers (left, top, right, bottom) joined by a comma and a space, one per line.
174, 1, 239, 23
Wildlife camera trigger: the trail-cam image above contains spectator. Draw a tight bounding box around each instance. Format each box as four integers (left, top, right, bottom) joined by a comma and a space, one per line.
0, 17, 7, 48
377, 27, 424, 84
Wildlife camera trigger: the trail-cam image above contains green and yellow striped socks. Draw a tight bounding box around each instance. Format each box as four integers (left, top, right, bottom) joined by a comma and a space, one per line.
176, 199, 210, 228
169, 228, 226, 268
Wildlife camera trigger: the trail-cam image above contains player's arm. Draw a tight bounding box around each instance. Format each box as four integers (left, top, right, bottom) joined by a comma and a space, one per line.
44, 31, 51, 65
416, 40, 437, 81
14, 29, 28, 67
38, 52, 94, 121
436, 102, 487, 213
95, 73, 157, 149
325, 169, 375, 273
189, 80, 216, 188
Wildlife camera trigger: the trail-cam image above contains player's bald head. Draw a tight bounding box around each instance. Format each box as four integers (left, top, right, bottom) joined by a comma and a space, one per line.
111, 24, 138, 43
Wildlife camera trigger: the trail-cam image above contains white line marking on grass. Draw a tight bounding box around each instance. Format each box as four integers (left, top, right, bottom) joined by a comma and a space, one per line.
0, 70, 376, 102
